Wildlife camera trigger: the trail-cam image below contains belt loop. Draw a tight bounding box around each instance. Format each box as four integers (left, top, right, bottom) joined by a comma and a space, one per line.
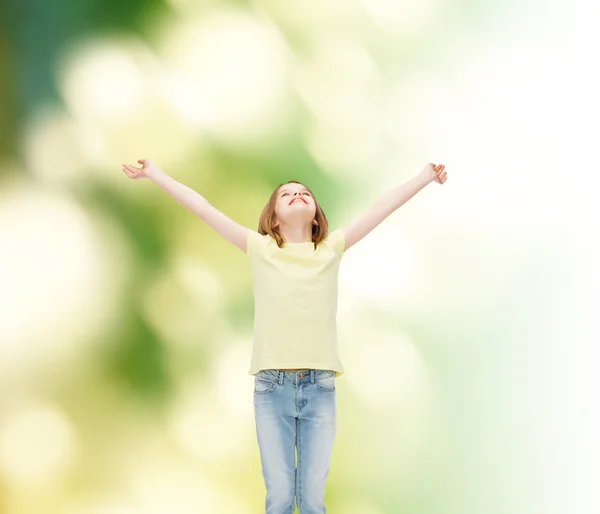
310, 369, 315, 384
278, 370, 283, 385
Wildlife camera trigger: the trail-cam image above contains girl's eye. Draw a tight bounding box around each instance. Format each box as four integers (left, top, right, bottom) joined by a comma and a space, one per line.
281, 192, 310, 197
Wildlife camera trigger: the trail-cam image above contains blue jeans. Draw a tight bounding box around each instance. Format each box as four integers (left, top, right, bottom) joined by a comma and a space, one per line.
253, 369, 337, 514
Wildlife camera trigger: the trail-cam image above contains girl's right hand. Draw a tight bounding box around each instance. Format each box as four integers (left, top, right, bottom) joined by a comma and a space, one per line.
122, 159, 157, 180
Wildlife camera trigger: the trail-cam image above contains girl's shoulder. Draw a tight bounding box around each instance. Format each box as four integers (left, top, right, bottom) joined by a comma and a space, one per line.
324, 229, 345, 259
245, 228, 270, 257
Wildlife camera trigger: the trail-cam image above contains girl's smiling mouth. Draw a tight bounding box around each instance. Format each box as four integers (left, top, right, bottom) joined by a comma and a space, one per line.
289, 197, 308, 205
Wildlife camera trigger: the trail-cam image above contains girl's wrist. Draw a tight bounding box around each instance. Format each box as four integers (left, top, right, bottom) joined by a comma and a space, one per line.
417, 169, 434, 186
146, 166, 161, 181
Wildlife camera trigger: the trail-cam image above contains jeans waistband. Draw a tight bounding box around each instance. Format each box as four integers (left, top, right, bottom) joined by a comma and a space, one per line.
256, 369, 334, 384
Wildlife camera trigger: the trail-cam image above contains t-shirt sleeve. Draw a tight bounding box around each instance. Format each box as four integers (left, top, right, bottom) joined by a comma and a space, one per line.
327, 229, 346, 259
245, 228, 267, 258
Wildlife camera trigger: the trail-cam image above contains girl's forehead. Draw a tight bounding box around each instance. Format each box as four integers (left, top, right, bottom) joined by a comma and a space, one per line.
279, 184, 308, 193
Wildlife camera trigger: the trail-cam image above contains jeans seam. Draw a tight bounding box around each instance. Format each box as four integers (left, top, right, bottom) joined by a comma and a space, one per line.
297, 419, 302, 511
293, 466, 297, 514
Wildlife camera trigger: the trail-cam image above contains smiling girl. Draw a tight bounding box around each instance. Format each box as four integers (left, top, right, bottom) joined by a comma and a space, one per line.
122, 159, 447, 514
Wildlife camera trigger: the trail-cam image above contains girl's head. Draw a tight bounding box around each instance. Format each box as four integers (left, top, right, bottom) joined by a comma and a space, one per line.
257, 181, 329, 249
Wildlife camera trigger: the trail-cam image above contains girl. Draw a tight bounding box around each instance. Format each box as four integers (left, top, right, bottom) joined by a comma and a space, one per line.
122, 159, 447, 514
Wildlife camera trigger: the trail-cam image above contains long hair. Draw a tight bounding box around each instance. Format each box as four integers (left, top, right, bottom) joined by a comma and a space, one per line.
257, 181, 329, 250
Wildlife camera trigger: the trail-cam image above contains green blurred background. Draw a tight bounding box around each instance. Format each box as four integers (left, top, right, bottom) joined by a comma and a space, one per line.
0, 0, 594, 513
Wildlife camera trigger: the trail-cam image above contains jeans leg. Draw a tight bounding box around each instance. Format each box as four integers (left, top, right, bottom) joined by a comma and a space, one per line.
254, 376, 297, 514
296, 373, 336, 514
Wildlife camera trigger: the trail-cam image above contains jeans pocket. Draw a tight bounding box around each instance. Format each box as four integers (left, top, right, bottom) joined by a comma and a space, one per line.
254, 376, 276, 395
316, 374, 335, 392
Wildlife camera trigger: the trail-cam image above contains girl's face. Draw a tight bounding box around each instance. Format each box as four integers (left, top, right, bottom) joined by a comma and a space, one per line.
274, 183, 317, 227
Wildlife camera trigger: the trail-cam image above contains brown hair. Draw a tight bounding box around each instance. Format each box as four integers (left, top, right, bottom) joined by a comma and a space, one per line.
257, 181, 329, 250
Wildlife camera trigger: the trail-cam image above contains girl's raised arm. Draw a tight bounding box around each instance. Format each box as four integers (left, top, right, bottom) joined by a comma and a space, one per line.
122, 159, 248, 253
340, 163, 447, 252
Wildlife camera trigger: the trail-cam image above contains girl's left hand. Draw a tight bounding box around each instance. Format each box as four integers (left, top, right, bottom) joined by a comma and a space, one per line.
421, 163, 447, 184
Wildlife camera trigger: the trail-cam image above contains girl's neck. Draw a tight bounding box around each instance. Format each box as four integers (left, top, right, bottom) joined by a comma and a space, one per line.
279, 226, 313, 244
